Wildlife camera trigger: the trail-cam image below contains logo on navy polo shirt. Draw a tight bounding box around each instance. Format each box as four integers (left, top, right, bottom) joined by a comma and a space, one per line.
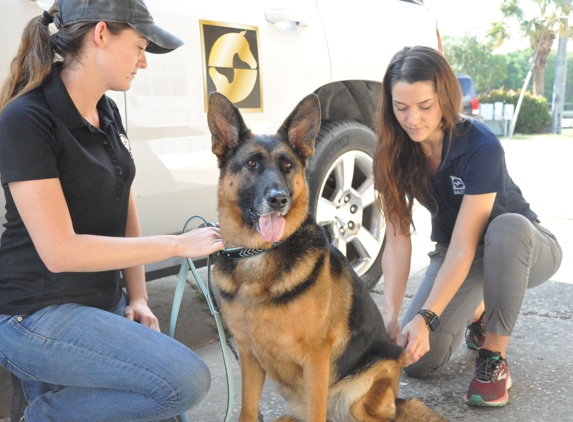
120, 134, 133, 159
450, 176, 465, 195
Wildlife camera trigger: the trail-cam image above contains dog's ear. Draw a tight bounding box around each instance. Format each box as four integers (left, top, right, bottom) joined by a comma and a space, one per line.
207, 92, 250, 157
278, 93, 321, 159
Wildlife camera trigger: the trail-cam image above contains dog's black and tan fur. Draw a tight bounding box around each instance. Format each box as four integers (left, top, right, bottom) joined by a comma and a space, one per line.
207, 92, 446, 422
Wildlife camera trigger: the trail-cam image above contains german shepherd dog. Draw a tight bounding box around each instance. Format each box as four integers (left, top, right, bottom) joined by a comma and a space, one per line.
207, 92, 446, 422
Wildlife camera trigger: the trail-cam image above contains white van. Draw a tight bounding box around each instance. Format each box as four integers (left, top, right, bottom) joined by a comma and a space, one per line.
0, 0, 441, 288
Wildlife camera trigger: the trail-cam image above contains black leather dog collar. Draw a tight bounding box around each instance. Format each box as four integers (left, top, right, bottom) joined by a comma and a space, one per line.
214, 238, 288, 259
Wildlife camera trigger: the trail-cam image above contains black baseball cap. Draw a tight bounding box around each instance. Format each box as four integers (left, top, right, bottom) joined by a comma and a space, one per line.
55, 0, 184, 54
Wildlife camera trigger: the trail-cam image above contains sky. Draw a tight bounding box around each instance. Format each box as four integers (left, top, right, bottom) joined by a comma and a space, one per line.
424, 0, 531, 52
424, 0, 504, 38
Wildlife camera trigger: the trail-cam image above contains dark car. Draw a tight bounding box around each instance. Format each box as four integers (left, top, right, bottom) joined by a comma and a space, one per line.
456, 73, 480, 117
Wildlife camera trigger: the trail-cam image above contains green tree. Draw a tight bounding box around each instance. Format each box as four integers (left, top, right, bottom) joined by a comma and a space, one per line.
442, 35, 506, 92
500, 49, 533, 91
489, 0, 569, 97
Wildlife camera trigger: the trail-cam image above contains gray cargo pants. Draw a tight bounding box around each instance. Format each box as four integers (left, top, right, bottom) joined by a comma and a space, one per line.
402, 213, 562, 378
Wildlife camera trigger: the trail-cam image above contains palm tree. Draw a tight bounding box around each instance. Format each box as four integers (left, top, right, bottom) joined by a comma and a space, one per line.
489, 0, 569, 97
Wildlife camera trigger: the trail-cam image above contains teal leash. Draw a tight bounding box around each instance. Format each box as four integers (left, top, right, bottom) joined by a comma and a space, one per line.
169, 216, 234, 422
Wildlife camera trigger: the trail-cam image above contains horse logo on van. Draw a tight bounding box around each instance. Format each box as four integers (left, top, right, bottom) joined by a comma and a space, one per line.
200, 21, 263, 111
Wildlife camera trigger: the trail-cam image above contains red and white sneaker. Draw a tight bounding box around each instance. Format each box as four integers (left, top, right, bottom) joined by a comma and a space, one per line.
464, 348, 512, 407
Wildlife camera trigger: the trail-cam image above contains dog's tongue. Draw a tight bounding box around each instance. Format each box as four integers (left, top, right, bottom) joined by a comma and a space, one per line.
259, 213, 285, 243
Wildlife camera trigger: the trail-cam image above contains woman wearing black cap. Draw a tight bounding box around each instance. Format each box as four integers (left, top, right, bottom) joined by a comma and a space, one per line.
0, 1, 223, 421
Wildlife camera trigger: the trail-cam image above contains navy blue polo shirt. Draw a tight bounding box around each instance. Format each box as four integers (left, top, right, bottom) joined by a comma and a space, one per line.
0, 65, 135, 315
424, 119, 537, 245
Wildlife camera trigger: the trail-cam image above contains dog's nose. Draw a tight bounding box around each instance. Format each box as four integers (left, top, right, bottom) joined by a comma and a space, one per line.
267, 189, 289, 210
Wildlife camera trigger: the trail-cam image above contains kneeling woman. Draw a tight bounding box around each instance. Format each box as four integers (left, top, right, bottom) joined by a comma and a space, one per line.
0, 0, 224, 421
374, 45, 562, 407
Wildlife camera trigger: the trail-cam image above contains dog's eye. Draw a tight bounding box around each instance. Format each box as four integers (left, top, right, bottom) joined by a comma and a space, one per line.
246, 160, 257, 168
283, 161, 292, 170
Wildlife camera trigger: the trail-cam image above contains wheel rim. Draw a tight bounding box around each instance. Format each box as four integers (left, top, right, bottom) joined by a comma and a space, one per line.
314, 150, 384, 277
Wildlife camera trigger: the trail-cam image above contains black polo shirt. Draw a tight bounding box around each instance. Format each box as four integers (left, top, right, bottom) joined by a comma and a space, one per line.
423, 119, 537, 245
0, 66, 135, 315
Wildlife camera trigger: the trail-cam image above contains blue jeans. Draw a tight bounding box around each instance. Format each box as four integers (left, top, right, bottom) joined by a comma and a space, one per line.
0, 292, 209, 421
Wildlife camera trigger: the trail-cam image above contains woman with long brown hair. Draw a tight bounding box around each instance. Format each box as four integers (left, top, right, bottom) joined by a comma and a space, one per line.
0, 0, 223, 421
375, 46, 562, 407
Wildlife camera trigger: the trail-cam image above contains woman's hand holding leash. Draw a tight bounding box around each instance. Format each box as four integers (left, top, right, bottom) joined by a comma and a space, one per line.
179, 226, 225, 258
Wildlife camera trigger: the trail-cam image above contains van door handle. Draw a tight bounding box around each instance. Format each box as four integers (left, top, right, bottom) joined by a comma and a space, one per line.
265, 9, 309, 30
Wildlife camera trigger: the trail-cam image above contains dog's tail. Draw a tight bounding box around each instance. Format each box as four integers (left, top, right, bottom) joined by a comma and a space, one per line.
395, 398, 448, 422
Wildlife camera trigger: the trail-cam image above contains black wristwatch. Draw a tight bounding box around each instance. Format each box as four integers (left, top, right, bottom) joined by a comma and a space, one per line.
417, 309, 440, 332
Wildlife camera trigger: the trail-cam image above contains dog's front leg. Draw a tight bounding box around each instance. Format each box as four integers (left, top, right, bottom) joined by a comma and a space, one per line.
303, 349, 332, 422
238, 348, 266, 422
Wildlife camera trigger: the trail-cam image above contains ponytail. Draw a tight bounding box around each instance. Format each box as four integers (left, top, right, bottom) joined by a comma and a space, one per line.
0, 4, 130, 115
0, 5, 57, 114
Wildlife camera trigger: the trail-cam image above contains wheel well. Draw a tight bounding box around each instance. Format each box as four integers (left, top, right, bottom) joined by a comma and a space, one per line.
314, 80, 381, 130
